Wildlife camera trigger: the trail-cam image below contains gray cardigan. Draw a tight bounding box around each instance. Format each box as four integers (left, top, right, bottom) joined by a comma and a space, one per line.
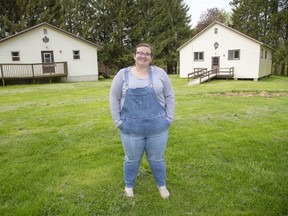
110, 66, 175, 127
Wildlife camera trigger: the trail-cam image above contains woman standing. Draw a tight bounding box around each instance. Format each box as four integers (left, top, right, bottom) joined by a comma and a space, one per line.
110, 43, 175, 198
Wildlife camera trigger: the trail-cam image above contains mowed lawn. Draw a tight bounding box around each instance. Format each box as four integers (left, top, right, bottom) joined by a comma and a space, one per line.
0, 75, 287, 216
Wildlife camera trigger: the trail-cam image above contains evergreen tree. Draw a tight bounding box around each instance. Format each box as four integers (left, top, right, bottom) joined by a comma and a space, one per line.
91, 0, 135, 69
93, 0, 192, 72
230, 0, 277, 45
155, 0, 192, 73
130, 0, 192, 73
273, 0, 288, 75
58, 0, 98, 40
0, 0, 63, 38
230, 0, 288, 75
0, 0, 24, 38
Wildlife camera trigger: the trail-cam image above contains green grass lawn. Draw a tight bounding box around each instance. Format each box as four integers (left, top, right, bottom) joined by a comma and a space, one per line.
0, 75, 287, 216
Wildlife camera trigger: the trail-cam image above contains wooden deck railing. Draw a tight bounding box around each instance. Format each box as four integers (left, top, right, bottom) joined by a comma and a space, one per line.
199, 68, 218, 83
0, 62, 68, 86
217, 67, 234, 78
188, 67, 234, 84
187, 68, 207, 82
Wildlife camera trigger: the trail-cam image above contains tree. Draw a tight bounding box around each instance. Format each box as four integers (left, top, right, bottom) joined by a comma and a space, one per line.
0, 0, 24, 38
272, 0, 288, 75
92, 0, 193, 72
0, 0, 63, 39
155, 0, 193, 73
91, 0, 136, 69
133, 0, 193, 73
230, 0, 276, 45
230, 0, 288, 75
195, 8, 230, 33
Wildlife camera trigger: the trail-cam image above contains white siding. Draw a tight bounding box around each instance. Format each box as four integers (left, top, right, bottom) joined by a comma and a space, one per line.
259, 46, 272, 78
0, 30, 43, 63
179, 43, 194, 78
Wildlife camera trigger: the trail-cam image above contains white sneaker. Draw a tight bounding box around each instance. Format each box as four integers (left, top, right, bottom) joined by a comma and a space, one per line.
158, 186, 170, 199
125, 187, 134, 197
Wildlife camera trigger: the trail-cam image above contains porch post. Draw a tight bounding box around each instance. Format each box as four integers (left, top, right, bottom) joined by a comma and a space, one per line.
0, 64, 5, 86
31, 64, 35, 84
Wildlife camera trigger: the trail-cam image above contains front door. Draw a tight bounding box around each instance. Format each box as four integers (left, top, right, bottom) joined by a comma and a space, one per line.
211, 57, 220, 73
41, 51, 55, 73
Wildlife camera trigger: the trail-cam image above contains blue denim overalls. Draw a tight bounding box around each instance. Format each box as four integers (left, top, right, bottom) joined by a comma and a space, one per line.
119, 66, 170, 188
119, 66, 170, 135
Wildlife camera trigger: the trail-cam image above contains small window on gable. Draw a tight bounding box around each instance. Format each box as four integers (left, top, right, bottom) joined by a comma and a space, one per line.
73, 50, 80, 60
11, 52, 20, 61
214, 28, 218, 34
43, 29, 48, 34
194, 52, 204, 61
228, 50, 240, 60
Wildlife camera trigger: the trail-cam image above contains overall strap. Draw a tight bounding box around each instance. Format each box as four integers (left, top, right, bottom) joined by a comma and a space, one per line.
124, 66, 153, 88
148, 66, 153, 87
124, 67, 129, 89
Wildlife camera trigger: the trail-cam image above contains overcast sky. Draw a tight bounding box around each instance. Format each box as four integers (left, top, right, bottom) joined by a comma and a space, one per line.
183, 0, 232, 27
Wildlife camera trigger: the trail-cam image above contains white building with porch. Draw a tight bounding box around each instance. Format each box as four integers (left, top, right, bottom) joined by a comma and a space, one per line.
177, 21, 274, 82
0, 22, 102, 85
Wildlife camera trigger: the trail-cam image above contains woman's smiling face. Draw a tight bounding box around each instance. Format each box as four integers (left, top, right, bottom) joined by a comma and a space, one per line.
134, 46, 153, 67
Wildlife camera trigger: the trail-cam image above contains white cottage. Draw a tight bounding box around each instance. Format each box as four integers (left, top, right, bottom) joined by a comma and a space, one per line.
177, 21, 274, 81
0, 22, 102, 84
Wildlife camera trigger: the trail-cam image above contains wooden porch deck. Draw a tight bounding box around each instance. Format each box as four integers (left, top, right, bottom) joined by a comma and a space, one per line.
0, 62, 68, 86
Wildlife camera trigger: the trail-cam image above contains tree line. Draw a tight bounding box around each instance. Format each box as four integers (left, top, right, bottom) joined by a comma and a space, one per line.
0, 0, 287, 75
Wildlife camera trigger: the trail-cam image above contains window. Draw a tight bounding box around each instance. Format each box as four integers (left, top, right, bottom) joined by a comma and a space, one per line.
194, 52, 204, 61
261, 49, 264, 58
11, 52, 20, 61
228, 50, 240, 60
43, 29, 47, 34
73, 50, 80, 59
265, 50, 267, 59
214, 28, 218, 34
43, 53, 52, 63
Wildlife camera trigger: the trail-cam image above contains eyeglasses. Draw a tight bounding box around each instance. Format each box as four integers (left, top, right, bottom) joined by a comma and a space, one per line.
136, 51, 152, 57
